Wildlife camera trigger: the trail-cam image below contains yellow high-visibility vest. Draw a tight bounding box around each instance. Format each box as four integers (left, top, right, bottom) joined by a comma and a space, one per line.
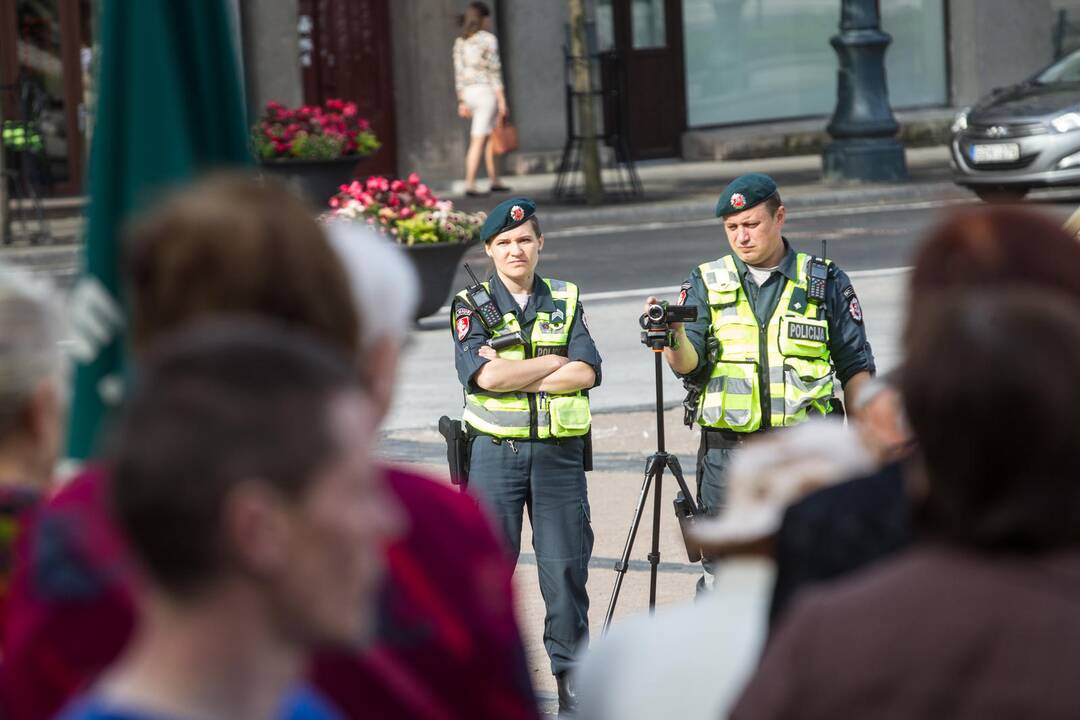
696, 253, 835, 432
457, 277, 591, 439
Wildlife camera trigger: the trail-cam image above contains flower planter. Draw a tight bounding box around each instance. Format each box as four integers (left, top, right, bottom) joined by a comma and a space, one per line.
403, 241, 476, 320
259, 156, 367, 206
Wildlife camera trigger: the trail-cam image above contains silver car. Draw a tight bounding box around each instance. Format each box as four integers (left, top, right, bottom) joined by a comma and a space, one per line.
951, 48, 1080, 201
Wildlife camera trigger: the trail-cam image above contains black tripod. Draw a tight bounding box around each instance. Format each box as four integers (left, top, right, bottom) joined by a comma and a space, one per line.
603, 323, 701, 632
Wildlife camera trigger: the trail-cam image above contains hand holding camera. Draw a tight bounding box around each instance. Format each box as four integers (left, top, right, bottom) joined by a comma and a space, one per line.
639, 296, 697, 350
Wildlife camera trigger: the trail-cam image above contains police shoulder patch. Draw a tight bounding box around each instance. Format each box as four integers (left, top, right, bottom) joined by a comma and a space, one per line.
678, 280, 692, 306
841, 285, 863, 322
456, 315, 471, 341
849, 296, 863, 323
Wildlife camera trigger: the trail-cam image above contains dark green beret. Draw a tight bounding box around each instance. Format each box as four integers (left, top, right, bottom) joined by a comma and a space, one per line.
481, 197, 536, 243
715, 173, 778, 217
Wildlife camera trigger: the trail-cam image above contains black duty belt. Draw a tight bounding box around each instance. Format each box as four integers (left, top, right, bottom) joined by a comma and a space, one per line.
702, 427, 772, 450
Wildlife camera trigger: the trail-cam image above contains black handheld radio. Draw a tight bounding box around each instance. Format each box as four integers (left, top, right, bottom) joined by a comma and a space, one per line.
807, 239, 828, 303
464, 264, 503, 331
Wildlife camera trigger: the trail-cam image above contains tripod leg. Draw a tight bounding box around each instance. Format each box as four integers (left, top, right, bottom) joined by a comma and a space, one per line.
602, 459, 657, 634
667, 455, 702, 515
648, 454, 665, 611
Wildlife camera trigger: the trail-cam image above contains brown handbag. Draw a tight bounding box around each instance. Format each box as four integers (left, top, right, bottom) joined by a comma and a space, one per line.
490, 118, 518, 155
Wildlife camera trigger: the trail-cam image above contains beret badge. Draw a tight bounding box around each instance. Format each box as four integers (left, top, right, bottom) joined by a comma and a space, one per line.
730, 193, 746, 210
510, 205, 525, 222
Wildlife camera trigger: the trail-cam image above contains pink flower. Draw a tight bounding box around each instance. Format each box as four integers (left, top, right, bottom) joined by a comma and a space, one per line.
326, 98, 345, 111
388, 195, 401, 208
359, 192, 374, 206
358, 119, 371, 131
366, 217, 375, 225
399, 207, 415, 219
415, 183, 430, 199
408, 172, 421, 186
329, 197, 340, 208
343, 102, 358, 117
390, 179, 406, 193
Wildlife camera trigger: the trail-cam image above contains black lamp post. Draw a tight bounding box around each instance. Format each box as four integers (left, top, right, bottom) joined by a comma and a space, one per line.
822, 0, 908, 182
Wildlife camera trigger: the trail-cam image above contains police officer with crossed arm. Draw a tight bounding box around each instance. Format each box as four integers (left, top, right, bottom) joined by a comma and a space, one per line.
647, 173, 875, 592
451, 197, 600, 714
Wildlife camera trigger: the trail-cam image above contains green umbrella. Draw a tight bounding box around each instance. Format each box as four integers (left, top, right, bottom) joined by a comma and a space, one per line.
67, 0, 251, 458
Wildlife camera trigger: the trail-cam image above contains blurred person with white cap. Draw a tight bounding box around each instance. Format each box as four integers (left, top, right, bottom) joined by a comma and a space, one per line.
574, 420, 874, 720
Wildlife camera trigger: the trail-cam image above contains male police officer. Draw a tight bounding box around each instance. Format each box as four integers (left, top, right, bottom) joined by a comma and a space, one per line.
452, 197, 600, 713
647, 173, 875, 590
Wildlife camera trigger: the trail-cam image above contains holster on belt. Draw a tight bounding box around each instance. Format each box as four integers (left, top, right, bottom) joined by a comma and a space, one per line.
673, 490, 702, 563
438, 416, 471, 488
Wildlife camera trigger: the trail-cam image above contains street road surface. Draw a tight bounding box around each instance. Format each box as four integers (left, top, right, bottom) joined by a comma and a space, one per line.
388, 195, 1076, 432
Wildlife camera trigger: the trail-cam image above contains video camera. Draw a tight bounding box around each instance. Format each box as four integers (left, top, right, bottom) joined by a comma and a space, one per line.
639, 301, 697, 349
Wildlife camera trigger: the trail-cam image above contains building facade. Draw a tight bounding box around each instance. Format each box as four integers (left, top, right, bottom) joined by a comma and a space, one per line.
5, 0, 1080, 196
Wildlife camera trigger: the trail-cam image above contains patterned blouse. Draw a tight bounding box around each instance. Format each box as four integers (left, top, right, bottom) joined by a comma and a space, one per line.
453, 29, 504, 95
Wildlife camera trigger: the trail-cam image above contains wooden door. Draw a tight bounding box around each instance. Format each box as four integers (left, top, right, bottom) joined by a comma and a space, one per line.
298, 0, 397, 177
603, 0, 686, 159
0, 0, 89, 195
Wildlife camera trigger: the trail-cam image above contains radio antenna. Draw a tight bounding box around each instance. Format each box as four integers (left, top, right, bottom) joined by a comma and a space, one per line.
464, 263, 482, 286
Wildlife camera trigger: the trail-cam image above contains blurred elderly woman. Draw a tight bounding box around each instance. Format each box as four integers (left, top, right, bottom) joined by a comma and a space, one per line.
0, 267, 66, 495
0, 267, 66, 630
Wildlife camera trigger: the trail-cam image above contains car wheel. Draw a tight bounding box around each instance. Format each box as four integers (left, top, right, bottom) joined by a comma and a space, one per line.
974, 187, 1029, 203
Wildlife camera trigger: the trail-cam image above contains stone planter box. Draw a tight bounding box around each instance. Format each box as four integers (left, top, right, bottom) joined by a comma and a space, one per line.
259, 154, 380, 207
402, 240, 476, 320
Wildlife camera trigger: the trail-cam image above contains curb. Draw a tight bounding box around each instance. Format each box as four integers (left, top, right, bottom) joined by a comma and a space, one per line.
540, 178, 966, 232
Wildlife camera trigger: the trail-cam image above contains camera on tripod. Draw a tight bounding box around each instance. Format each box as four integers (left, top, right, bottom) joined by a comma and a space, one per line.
639, 301, 697, 349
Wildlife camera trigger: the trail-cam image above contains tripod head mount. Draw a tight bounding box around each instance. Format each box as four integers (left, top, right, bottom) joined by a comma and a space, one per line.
640, 326, 673, 350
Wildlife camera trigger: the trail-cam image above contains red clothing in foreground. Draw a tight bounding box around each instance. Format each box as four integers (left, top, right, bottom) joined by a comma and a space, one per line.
1, 465, 537, 720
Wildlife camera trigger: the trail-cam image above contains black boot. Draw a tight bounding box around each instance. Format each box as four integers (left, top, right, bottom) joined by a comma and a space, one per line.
555, 671, 578, 715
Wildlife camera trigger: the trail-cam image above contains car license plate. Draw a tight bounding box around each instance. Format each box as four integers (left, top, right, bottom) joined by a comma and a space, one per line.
969, 143, 1021, 164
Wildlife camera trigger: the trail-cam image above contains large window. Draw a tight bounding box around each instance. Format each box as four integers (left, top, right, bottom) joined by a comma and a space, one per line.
683, 0, 947, 127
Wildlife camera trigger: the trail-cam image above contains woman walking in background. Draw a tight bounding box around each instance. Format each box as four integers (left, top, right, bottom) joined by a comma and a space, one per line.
454, 2, 510, 197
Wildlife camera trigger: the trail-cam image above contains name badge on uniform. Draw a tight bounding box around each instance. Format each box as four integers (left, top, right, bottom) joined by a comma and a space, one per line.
787, 320, 827, 343
535, 345, 569, 357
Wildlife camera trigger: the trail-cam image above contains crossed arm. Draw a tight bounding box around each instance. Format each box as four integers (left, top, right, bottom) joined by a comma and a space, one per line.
473, 346, 596, 393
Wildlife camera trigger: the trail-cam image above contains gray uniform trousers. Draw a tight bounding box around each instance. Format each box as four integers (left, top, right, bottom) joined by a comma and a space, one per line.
697, 440, 735, 590
468, 435, 593, 675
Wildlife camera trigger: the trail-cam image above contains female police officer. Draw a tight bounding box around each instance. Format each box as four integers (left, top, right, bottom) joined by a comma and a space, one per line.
451, 197, 600, 713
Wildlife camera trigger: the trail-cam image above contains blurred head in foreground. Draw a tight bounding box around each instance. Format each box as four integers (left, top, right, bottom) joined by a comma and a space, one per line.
0, 265, 68, 489
126, 173, 361, 361
111, 320, 402, 649
910, 205, 1080, 314
903, 288, 1080, 554
322, 221, 419, 417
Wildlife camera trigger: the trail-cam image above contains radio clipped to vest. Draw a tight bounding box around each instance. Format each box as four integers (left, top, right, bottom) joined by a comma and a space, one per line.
807, 257, 829, 304
463, 264, 504, 331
